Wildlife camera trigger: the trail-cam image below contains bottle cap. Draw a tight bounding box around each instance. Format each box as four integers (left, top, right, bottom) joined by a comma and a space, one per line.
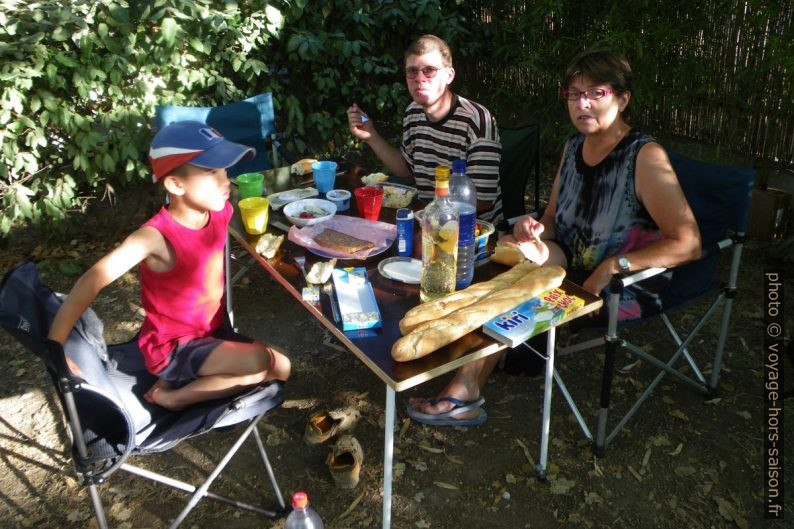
396, 208, 413, 220
292, 491, 309, 509
434, 166, 450, 190
451, 159, 466, 174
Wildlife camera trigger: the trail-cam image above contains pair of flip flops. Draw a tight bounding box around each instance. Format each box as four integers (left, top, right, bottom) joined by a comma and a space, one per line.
406, 396, 487, 426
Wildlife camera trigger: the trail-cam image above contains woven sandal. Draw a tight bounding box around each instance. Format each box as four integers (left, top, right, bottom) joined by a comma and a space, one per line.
327, 435, 363, 489
303, 406, 360, 445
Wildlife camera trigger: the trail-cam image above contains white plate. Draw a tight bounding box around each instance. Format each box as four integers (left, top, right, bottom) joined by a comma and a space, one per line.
378, 257, 422, 284
267, 187, 319, 210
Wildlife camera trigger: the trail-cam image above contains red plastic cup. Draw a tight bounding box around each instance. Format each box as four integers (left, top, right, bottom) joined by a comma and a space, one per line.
354, 186, 384, 221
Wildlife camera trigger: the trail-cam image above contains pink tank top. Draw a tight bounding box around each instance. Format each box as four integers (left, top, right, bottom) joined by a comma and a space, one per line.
138, 201, 232, 374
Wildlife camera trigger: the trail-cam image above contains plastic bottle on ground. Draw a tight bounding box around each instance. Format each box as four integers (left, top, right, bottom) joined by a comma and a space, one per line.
449, 158, 477, 289
285, 491, 324, 529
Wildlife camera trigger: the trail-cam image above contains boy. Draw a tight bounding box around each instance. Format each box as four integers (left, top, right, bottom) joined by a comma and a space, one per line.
48, 121, 291, 410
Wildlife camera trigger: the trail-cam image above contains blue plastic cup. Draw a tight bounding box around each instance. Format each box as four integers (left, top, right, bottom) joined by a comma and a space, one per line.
311, 161, 338, 193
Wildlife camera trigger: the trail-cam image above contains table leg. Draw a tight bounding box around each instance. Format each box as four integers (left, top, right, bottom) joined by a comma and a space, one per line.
382, 386, 395, 529
535, 327, 556, 481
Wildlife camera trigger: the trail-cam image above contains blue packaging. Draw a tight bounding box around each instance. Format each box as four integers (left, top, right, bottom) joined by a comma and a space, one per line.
396, 208, 414, 257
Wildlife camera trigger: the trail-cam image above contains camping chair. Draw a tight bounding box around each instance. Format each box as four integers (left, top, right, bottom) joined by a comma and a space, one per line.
155, 92, 296, 176
0, 261, 288, 529
498, 123, 541, 225
549, 150, 755, 457
155, 93, 297, 326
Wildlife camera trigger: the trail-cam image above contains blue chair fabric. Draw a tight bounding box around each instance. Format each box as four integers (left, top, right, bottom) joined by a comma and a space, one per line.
155, 93, 277, 177
664, 150, 756, 309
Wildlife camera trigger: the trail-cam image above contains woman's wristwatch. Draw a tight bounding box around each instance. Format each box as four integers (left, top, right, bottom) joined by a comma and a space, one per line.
617, 255, 631, 274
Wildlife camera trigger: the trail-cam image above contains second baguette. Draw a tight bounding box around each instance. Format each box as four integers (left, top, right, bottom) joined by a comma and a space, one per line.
399, 260, 539, 334
392, 265, 565, 362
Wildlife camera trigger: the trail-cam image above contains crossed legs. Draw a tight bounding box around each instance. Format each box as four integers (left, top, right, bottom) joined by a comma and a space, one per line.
145, 341, 291, 411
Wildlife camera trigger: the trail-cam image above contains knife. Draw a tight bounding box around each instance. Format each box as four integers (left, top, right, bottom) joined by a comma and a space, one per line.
270, 219, 292, 232
323, 281, 341, 324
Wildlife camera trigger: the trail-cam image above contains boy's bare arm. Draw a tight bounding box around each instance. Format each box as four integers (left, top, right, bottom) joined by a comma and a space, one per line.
47, 226, 165, 345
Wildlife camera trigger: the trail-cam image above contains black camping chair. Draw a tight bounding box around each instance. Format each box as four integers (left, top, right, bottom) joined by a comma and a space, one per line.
550, 150, 756, 455
0, 261, 288, 528
498, 123, 541, 223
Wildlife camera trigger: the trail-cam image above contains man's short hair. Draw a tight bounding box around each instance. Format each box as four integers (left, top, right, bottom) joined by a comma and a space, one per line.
405, 34, 453, 67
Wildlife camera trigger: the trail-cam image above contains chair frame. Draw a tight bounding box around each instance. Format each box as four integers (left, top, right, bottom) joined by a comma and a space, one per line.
552, 230, 746, 455
50, 334, 288, 529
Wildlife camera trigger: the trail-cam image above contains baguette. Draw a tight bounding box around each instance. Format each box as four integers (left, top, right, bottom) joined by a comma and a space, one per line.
399, 261, 539, 334
391, 265, 565, 362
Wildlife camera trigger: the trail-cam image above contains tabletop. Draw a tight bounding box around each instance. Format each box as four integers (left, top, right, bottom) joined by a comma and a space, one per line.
228, 165, 603, 391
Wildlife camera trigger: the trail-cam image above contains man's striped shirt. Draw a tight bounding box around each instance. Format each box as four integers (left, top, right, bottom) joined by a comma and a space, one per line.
400, 94, 503, 223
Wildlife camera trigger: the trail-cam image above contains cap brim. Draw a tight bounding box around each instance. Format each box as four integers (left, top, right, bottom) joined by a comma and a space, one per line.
189, 141, 255, 172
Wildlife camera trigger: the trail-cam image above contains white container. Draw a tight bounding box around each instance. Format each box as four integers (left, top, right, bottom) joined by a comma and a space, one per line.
326, 189, 351, 211
283, 198, 336, 227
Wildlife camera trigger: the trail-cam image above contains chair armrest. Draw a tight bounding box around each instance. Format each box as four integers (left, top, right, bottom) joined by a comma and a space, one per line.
614, 267, 669, 289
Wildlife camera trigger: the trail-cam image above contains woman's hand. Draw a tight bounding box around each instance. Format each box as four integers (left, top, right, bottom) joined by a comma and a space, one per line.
498, 234, 550, 264
347, 103, 374, 141
582, 257, 619, 296
512, 215, 545, 244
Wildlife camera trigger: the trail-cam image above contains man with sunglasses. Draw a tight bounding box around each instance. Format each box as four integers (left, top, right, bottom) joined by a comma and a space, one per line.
347, 34, 503, 223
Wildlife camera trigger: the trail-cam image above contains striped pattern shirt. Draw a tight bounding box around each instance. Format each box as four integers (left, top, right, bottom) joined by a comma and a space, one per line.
401, 94, 503, 223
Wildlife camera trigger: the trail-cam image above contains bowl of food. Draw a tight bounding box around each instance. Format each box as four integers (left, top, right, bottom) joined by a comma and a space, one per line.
283, 198, 337, 227
376, 182, 418, 208
474, 219, 495, 260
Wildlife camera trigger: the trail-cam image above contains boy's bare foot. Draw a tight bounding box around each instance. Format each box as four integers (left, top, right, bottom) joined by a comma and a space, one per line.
143, 379, 184, 411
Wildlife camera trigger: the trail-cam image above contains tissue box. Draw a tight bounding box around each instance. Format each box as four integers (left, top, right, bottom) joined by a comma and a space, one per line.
331, 267, 382, 331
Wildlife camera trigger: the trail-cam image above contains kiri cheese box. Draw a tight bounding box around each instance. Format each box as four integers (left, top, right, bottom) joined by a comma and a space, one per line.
331, 267, 382, 331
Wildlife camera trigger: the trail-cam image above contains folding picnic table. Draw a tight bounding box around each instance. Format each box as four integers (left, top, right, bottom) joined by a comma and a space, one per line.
227, 167, 602, 528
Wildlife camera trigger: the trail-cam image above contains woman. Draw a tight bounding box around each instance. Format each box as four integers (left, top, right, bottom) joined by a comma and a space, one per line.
408, 50, 701, 424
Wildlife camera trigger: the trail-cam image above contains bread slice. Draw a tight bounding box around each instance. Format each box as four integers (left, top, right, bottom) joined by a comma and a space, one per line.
314, 228, 374, 254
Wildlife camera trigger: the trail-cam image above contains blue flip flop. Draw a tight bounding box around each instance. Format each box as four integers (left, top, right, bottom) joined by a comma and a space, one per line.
406, 397, 487, 426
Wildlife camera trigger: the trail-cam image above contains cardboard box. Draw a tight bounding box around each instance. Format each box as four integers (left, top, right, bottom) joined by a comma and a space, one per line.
331, 267, 382, 331
748, 187, 791, 240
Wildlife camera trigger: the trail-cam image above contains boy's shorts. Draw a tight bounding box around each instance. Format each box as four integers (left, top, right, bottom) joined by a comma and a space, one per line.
156, 326, 254, 388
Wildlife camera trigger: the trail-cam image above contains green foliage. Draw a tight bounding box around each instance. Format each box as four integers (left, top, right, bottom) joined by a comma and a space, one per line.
2, 0, 789, 236
1, 0, 470, 236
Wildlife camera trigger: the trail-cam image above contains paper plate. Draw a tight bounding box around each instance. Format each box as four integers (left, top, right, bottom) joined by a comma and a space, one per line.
378, 257, 422, 284
267, 187, 319, 210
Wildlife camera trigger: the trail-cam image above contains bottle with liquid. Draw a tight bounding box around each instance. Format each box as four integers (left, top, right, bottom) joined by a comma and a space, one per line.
285, 491, 324, 529
449, 158, 477, 289
420, 166, 459, 302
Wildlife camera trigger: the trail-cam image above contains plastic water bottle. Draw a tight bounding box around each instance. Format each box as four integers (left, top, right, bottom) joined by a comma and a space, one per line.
285, 491, 324, 529
449, 159, 477, 289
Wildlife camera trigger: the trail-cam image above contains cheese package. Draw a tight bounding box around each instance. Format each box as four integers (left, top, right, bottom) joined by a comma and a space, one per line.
482, 287, 585, 347
331, 267, 382, 331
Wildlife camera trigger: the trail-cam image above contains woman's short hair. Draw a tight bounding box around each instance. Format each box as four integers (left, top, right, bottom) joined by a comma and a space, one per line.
405, 35, 453, 67
562, 50, 633, 94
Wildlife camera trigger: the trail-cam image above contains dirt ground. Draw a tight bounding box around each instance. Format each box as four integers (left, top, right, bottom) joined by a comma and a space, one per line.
0, 186, 791, 529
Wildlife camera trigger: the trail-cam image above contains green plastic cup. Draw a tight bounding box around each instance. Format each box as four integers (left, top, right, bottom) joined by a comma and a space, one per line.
236, 172, 264, 199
